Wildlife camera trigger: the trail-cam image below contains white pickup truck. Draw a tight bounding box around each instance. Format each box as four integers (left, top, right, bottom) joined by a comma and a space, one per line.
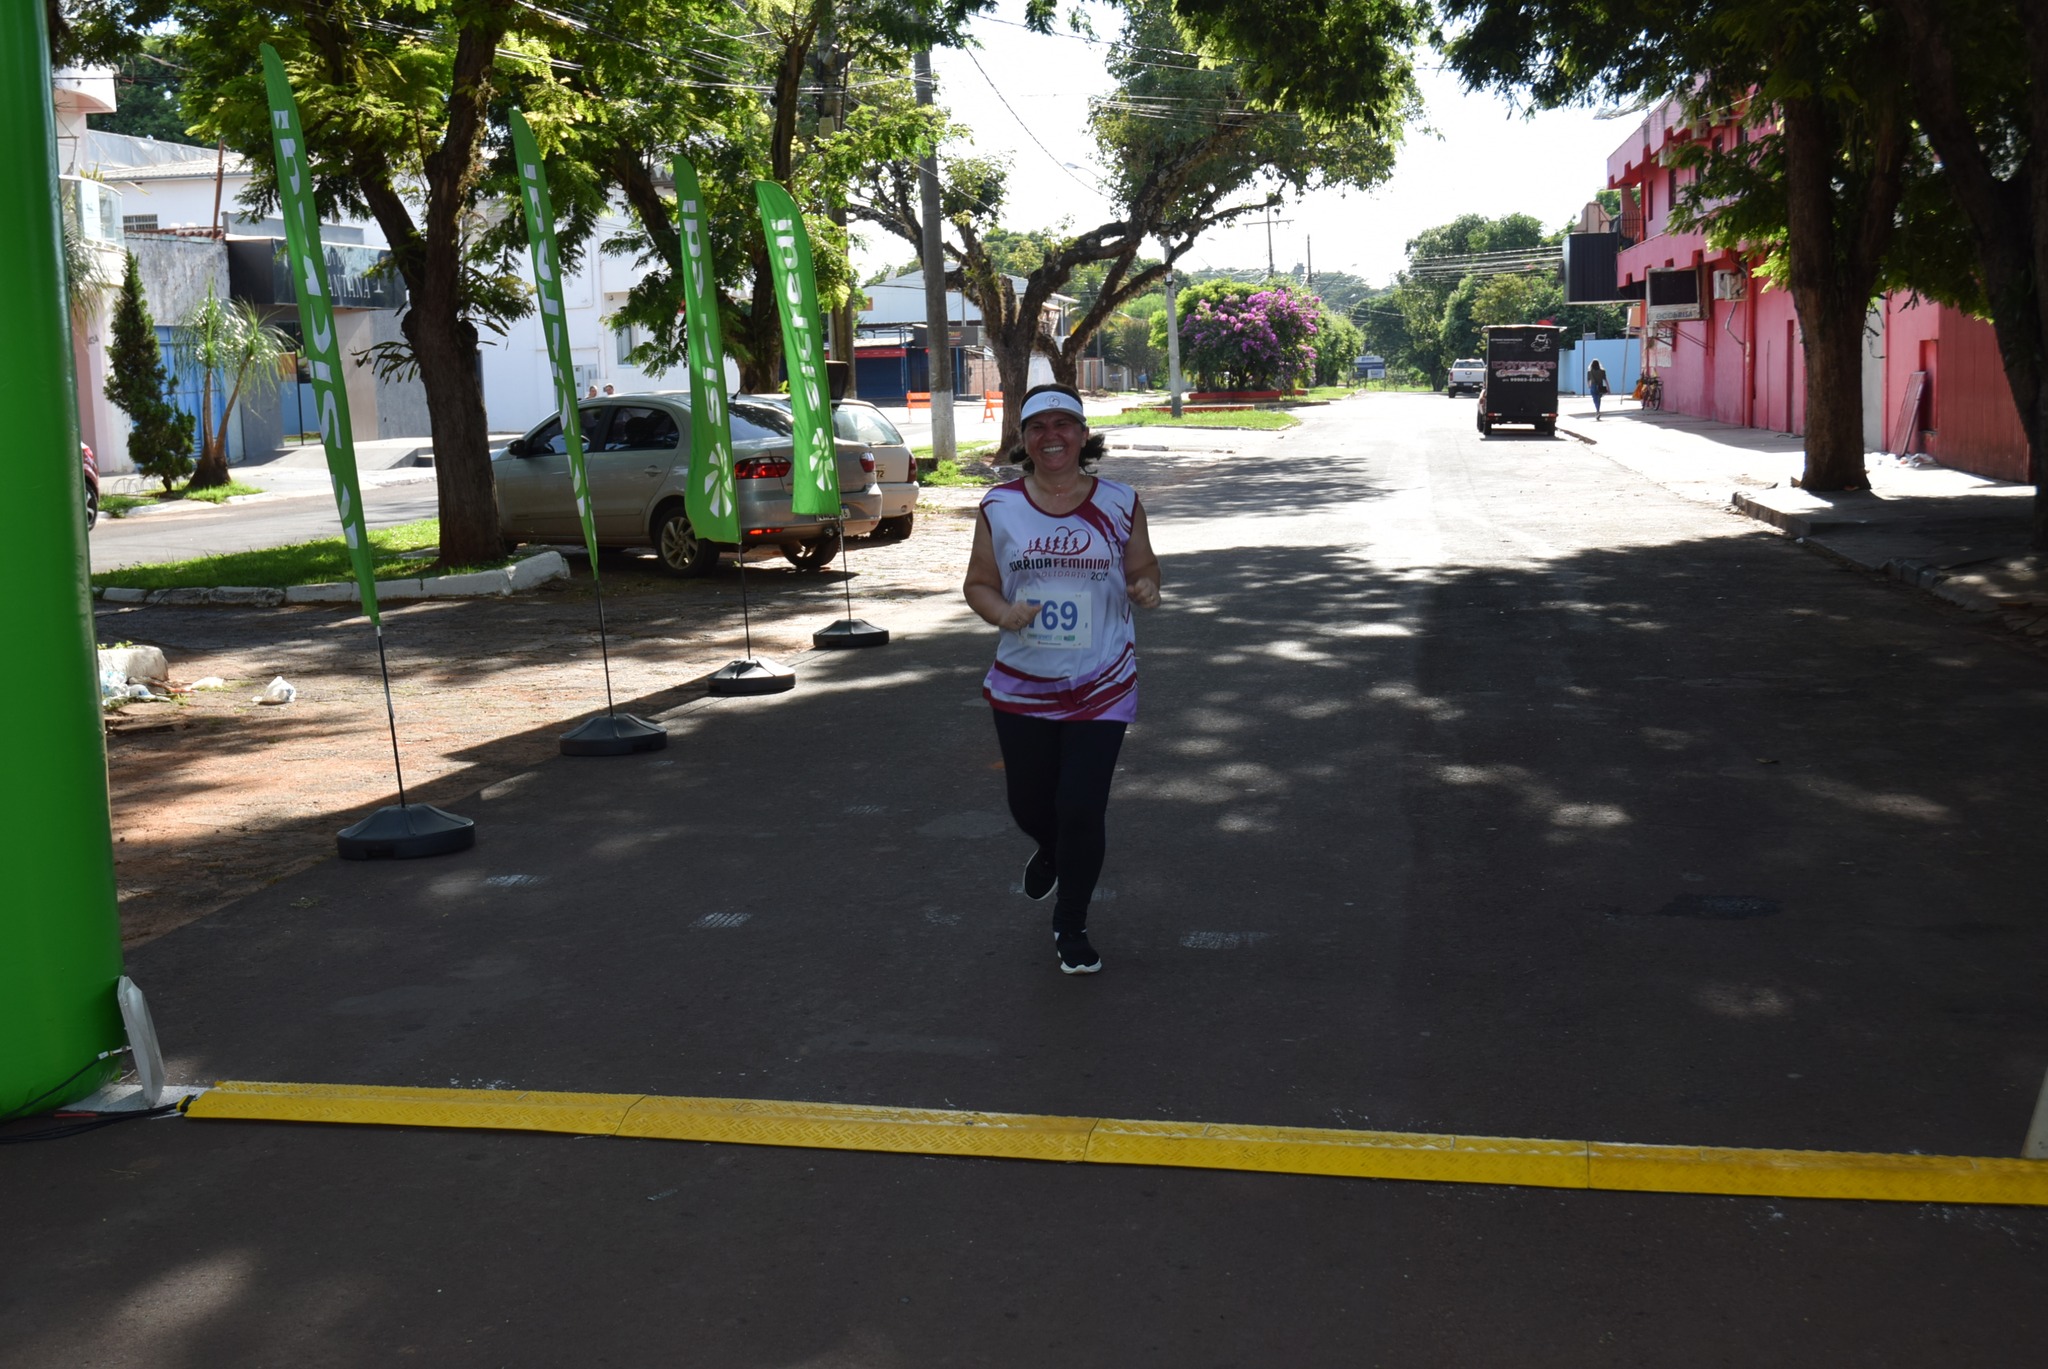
1446, 358, 1485, 397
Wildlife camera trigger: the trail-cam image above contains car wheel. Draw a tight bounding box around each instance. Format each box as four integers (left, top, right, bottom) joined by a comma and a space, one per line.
784, 537, 838, 572
84, 490, 98, 530
877, 512, 914, 541
651, 504, 719, 577
1477, 411, 1491, 436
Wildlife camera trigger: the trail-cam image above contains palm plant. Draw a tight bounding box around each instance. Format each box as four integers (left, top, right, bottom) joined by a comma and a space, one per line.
177, 284, 292, 489
61, 221, 113, 332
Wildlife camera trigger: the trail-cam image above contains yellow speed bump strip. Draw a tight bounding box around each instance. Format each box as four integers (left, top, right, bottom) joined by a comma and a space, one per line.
183, 1081, 2048, 1207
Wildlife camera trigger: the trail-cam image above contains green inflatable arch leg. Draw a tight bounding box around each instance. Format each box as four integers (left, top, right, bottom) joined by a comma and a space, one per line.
0, 1, 130, 1118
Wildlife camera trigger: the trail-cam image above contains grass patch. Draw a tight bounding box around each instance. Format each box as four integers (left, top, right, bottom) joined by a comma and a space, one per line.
107, 480, 266, 515
920, 458, 1000, 487
911, 438, 1000, 463
90, 518, 509, 592
1092, 409, 1301, 431
913, 441, 1003, 487
176, 480, 266, 504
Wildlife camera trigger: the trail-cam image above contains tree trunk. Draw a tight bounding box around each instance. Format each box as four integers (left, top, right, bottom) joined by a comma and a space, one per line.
190, 367, 228, 488
1048, 340, 1079, 390
737, 257, 783, 393
986, 321, 1036, 455
1781, 95, 1871, 491
1890, 0, 2048, 549
1794, 292, 1871, 490
406, 306, 501, 566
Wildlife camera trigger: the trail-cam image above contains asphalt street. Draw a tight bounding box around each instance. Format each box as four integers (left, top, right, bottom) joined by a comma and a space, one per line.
88, 475, 441, 574
11, 394, 2046, 1364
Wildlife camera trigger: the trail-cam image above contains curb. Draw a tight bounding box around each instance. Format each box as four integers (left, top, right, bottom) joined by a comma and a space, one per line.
1727, 491, 2021, 618
94, 550, 570, 609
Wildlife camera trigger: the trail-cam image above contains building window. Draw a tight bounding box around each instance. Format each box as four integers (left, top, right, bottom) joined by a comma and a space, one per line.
122, 214, 159, 234
614, 324, 637, 365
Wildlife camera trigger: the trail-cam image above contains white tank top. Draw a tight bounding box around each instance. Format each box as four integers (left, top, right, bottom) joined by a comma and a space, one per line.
980, 476, 1139, 722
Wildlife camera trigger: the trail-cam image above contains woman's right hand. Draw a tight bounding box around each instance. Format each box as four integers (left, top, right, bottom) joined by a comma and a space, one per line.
997, 599, 1041, 632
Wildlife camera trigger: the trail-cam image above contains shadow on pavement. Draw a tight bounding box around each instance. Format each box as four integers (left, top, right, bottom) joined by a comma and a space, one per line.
21, 403, 2048, 1363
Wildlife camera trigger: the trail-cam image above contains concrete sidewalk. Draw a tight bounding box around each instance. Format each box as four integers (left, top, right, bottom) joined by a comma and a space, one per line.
1556, 395, 2046, 633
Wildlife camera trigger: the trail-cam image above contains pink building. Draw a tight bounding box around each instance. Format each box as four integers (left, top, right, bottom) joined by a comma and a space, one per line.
1590, 99, 2029, 482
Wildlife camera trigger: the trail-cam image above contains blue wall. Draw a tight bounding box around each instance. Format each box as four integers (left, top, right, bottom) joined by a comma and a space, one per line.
851, 346, 966, 405
155, 324, 236, 461
1556, 338, 1642, 396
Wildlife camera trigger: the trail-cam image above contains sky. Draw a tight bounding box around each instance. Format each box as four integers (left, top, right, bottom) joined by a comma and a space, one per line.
852, 1, 1642, 290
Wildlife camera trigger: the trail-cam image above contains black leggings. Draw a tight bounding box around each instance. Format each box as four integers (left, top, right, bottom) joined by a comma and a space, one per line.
990, 710, 1128, 932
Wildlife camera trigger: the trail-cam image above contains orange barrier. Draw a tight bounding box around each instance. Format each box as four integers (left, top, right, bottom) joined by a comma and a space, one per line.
906, 391, 931, 411
982, 389, 1003, 421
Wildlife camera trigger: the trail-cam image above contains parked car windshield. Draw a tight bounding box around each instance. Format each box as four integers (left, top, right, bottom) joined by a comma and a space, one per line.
834, 405, 904, 447
526, 405, 609, 454
729, 402, 794, 441
602, 405, 680, 451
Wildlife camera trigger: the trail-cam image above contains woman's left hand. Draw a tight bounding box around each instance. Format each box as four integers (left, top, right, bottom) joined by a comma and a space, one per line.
1126, 575, 1159, 609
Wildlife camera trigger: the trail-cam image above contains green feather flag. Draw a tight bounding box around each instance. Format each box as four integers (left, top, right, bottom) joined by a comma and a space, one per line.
259, 45, 380, 623
507, 109, 602, 577
753, 181, 840, 516
674, 157, 739, 543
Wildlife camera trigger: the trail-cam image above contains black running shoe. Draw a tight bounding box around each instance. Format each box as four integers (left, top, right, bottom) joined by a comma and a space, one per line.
1054, 930, 1101, 975
1021, 849, 1057, 901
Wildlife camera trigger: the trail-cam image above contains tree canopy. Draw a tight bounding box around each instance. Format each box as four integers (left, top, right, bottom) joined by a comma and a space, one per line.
1441, 0, 1949, 490
853, 0, 1421, 442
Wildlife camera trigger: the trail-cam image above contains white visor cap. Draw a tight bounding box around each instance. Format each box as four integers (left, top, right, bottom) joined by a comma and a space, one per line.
1019, 390, 1087, 426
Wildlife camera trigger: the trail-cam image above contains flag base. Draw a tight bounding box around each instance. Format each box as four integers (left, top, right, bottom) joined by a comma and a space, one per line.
337, 803, 476, 860
707, 658, 796, 696
559, 712, 668, 756
812, 619, 890, 649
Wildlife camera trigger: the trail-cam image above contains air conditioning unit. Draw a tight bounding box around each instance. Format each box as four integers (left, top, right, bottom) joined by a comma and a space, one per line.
1712, 269, 1747, 300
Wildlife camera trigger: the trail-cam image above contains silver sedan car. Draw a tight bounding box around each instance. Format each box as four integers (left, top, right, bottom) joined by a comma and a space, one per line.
493, 392, 882, 575
743, 395, 918, 540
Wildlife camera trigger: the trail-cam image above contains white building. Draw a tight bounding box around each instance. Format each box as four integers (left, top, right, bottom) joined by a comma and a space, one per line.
477, 227, 668, 435
52, 67, 129, 472
854, 271, 1070, 400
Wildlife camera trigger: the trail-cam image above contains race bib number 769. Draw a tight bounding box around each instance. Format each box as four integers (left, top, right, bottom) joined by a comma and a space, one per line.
1019, 595, 1091, 650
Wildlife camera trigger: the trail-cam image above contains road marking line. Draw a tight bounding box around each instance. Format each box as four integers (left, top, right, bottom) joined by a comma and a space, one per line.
181, 1081, 2048, 1207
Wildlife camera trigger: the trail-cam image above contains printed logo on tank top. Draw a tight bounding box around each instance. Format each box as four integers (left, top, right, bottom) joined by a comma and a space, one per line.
1010, 524, 1113, 575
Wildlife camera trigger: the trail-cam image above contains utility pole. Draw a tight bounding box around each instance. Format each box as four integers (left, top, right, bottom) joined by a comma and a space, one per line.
1261, 206, 1295, 280
1304, 235, 1312, 289
816, 22, 856, 396
912, 47, 954, 464
1163, 257, 1184, 418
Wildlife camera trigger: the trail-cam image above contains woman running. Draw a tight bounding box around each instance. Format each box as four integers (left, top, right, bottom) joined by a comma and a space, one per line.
962, 383, 1161, 974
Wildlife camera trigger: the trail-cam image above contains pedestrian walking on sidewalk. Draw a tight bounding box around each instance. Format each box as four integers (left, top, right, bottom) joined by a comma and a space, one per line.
962, 383, 1162, 975
1588, 359, 1610, 420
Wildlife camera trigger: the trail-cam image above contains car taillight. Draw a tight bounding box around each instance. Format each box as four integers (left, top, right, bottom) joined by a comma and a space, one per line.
859, 451, 876, 475
735, 456, 791, 480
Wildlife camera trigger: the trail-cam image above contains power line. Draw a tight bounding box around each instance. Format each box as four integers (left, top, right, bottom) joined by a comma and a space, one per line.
962, 47, 1108, 198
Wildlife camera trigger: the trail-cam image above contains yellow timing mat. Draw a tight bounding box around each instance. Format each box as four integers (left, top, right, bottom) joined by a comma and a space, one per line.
184, 1080, 2048, 1207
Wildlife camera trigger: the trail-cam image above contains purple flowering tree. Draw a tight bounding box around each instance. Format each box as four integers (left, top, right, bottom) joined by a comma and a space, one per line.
1178, 283, 1324, 392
